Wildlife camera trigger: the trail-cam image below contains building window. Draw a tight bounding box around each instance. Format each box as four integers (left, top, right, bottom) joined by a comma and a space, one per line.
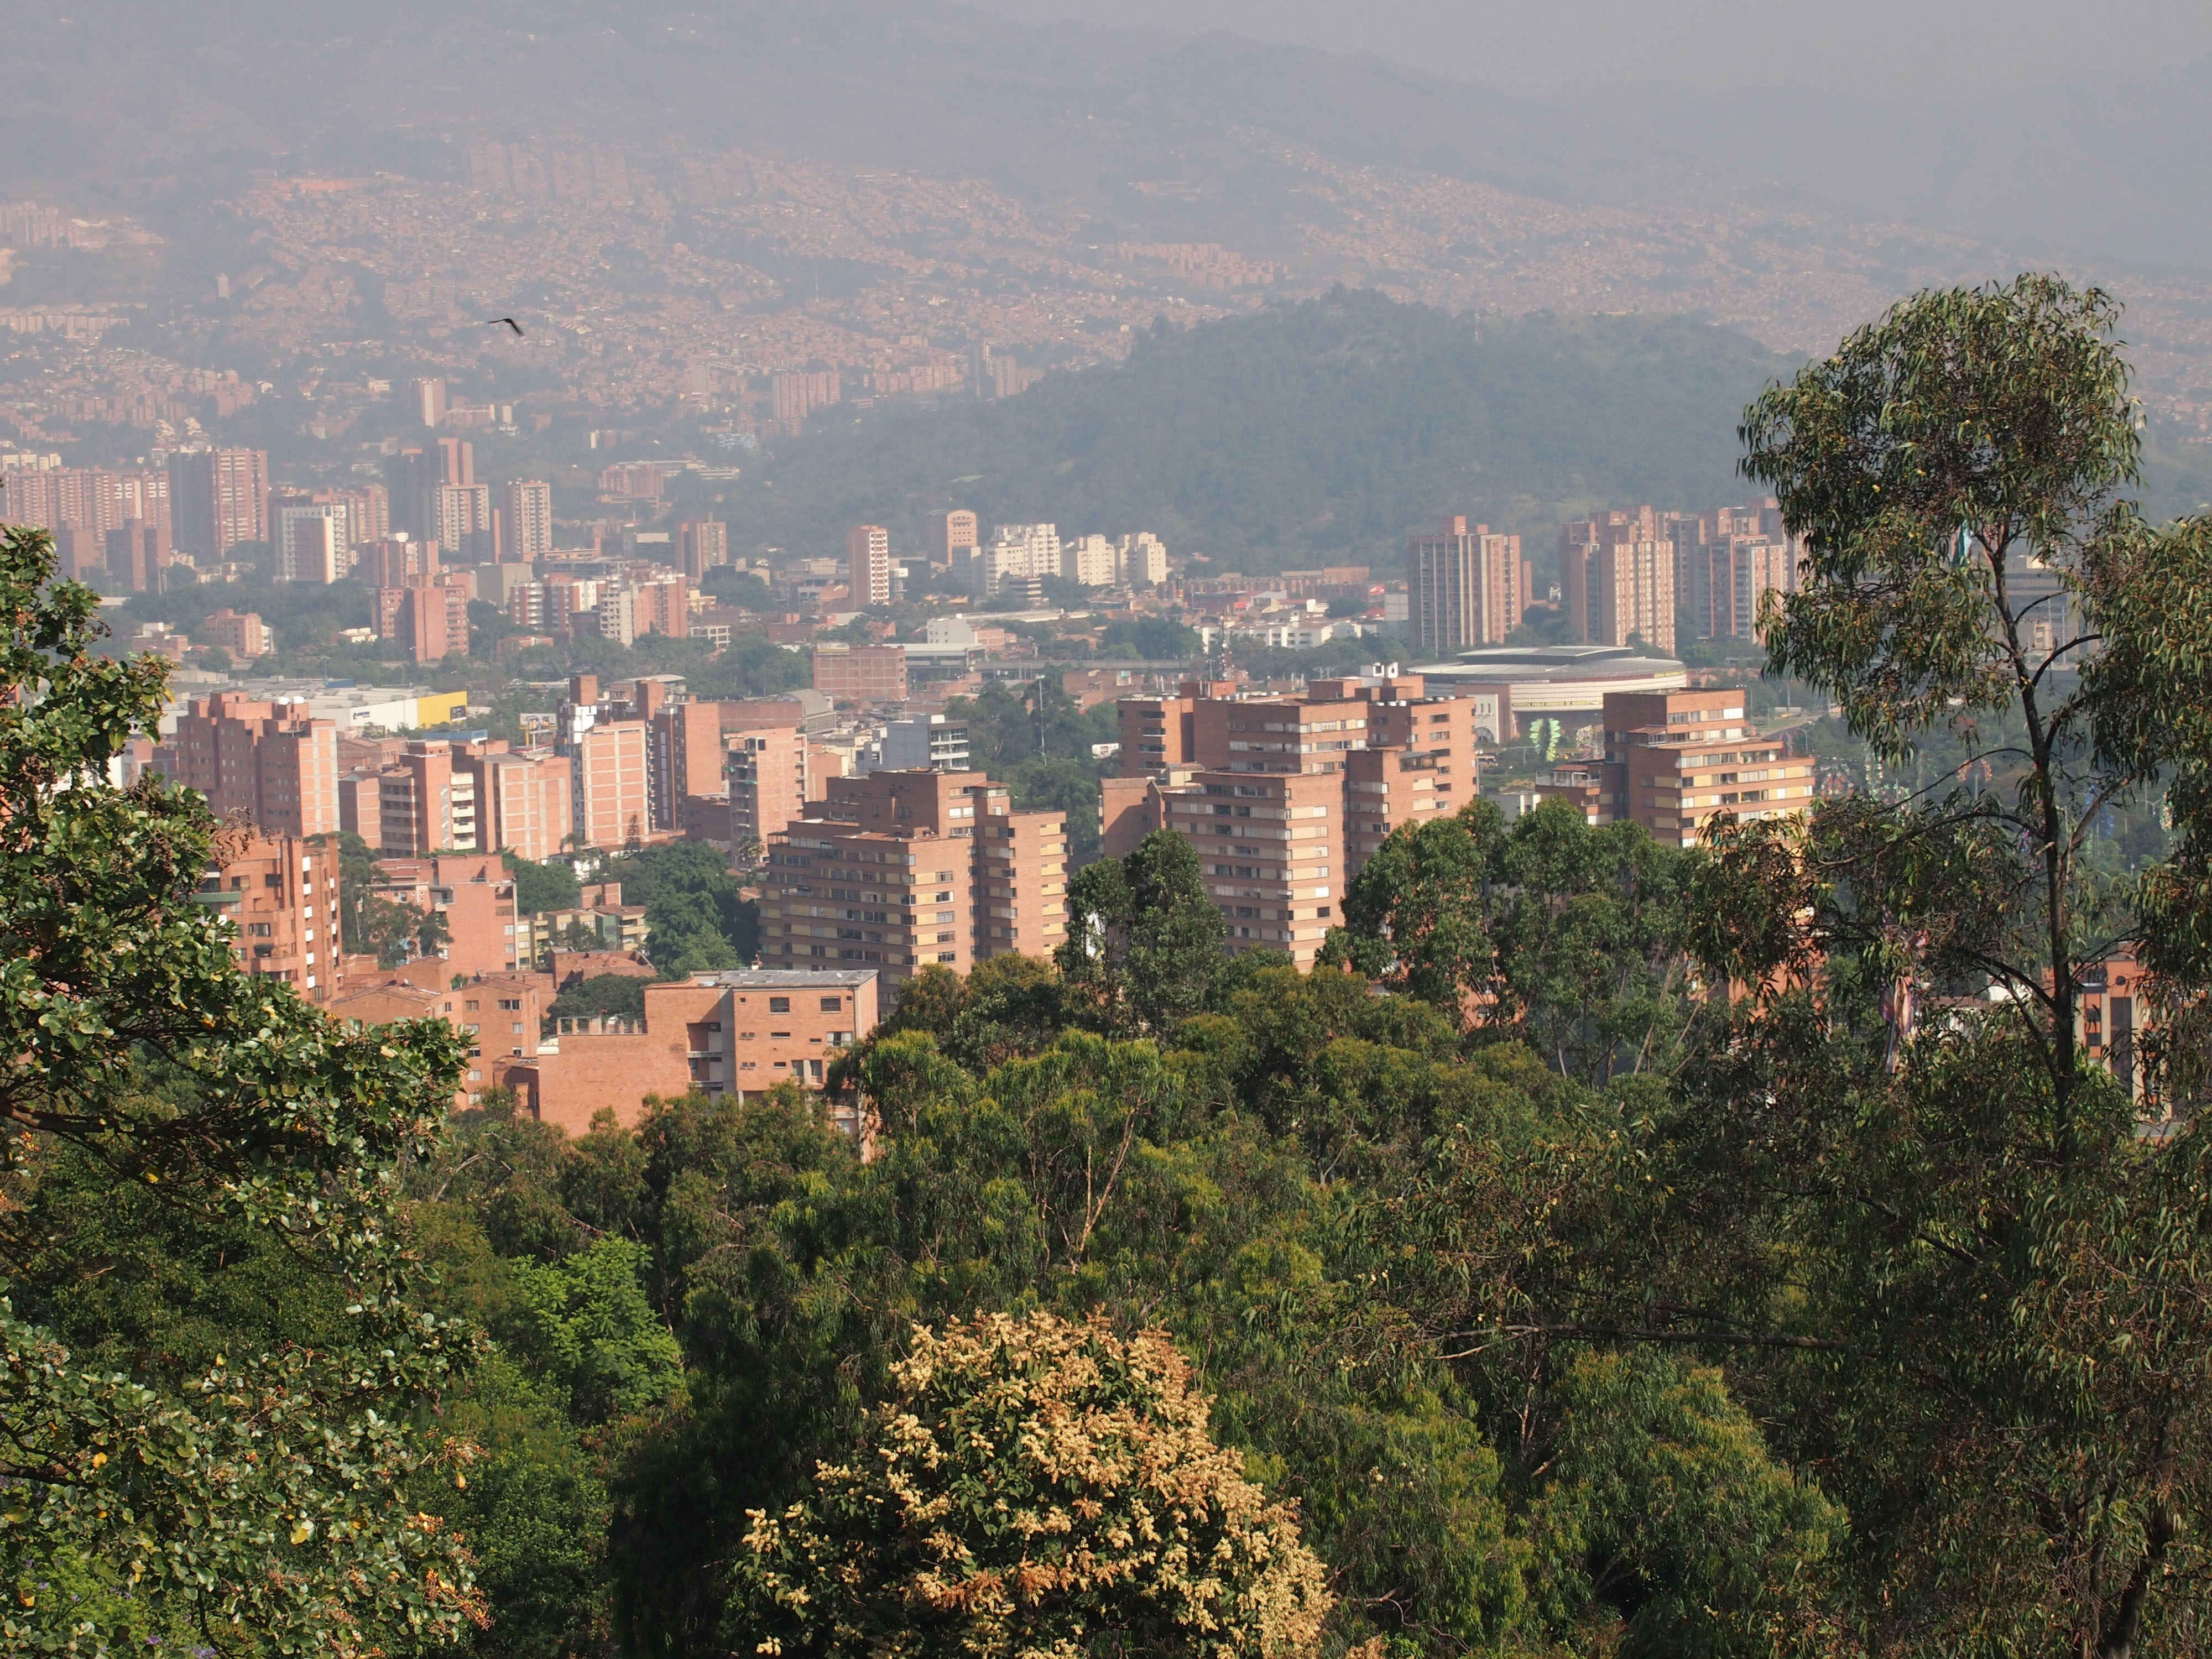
769, 996, 791, 1013
820, 996, 841, 1010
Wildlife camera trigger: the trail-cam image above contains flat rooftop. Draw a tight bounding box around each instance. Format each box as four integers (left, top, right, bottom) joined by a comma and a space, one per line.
689, 968, 879, 988
1420, 644, 1686, 679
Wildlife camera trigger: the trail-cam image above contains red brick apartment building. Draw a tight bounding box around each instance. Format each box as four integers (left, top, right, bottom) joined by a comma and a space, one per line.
513, 968, 881, 1137
328, 971, 549, 1108
812, 642, 908, 705
1568, 689, 1817, 847
758, 769, 1067, 997
155, 692, 341, 837
196, 833, 343, 1003
1109, 675, 1816, 964
371, 852, 528, 978
1105, 671, 1479, 966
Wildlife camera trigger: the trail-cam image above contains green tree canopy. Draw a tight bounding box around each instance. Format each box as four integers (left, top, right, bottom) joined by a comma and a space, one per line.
0, 525, 482, 1653
502, 847, 581, 915
1323, 798, 1700, 1084
1059, 829, 1225, 1035
1362, 276, 2212, 1658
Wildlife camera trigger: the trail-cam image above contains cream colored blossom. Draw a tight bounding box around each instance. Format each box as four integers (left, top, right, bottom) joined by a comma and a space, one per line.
734, 1310, 1333, 1659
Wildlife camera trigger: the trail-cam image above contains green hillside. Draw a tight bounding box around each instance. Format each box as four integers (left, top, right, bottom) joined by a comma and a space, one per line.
703, 289, 1801, 573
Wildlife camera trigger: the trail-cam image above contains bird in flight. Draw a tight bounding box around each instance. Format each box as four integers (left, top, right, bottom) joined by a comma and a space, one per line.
484, 317, 525, 336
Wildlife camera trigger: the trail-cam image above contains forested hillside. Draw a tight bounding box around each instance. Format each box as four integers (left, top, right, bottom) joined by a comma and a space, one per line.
710, 290, 1798, 569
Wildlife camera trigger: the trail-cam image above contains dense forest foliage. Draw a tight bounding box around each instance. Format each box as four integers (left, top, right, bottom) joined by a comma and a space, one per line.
18, 278, 2212, 1659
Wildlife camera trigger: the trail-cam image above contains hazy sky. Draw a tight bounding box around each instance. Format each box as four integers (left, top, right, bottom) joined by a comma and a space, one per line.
968, 0, 2212, 100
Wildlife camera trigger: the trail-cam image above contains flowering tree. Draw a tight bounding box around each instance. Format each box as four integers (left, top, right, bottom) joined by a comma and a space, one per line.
733, 1310, 1333, 1659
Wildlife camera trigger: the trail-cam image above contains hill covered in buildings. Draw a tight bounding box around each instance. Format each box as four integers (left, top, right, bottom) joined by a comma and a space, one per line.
709, 290, 1799, 575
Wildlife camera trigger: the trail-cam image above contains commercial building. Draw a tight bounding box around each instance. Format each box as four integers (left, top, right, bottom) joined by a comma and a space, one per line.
1408, 516, 1524, 655
208, 679, 467, 738
848, 523, 891, 608
1413, 644, 1685, 733
168, 448, 269, 561
812, 642, 909, 705
155, 691, 341, 837
758, 769, 1067, 995
193, 832, 343, 1002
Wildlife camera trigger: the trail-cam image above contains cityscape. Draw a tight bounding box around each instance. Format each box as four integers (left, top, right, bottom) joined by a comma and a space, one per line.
5, 3, 2210, 1656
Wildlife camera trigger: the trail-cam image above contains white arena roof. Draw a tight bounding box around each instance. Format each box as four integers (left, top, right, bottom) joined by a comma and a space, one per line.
1415, 644, 1687, 716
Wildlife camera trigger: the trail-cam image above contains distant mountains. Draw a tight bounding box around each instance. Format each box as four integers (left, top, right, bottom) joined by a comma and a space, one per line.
698, 289, 1798, 570
9, 0, 2212, 275
697, 286, 2212, 571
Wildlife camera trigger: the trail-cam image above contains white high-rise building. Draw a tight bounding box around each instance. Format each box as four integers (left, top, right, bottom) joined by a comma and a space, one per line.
1117, 531, 1167, 587
276, 503, 350, 583
503, 479, 553, 564
974, 522, 1061, 597
1062, 533, 1118, 588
